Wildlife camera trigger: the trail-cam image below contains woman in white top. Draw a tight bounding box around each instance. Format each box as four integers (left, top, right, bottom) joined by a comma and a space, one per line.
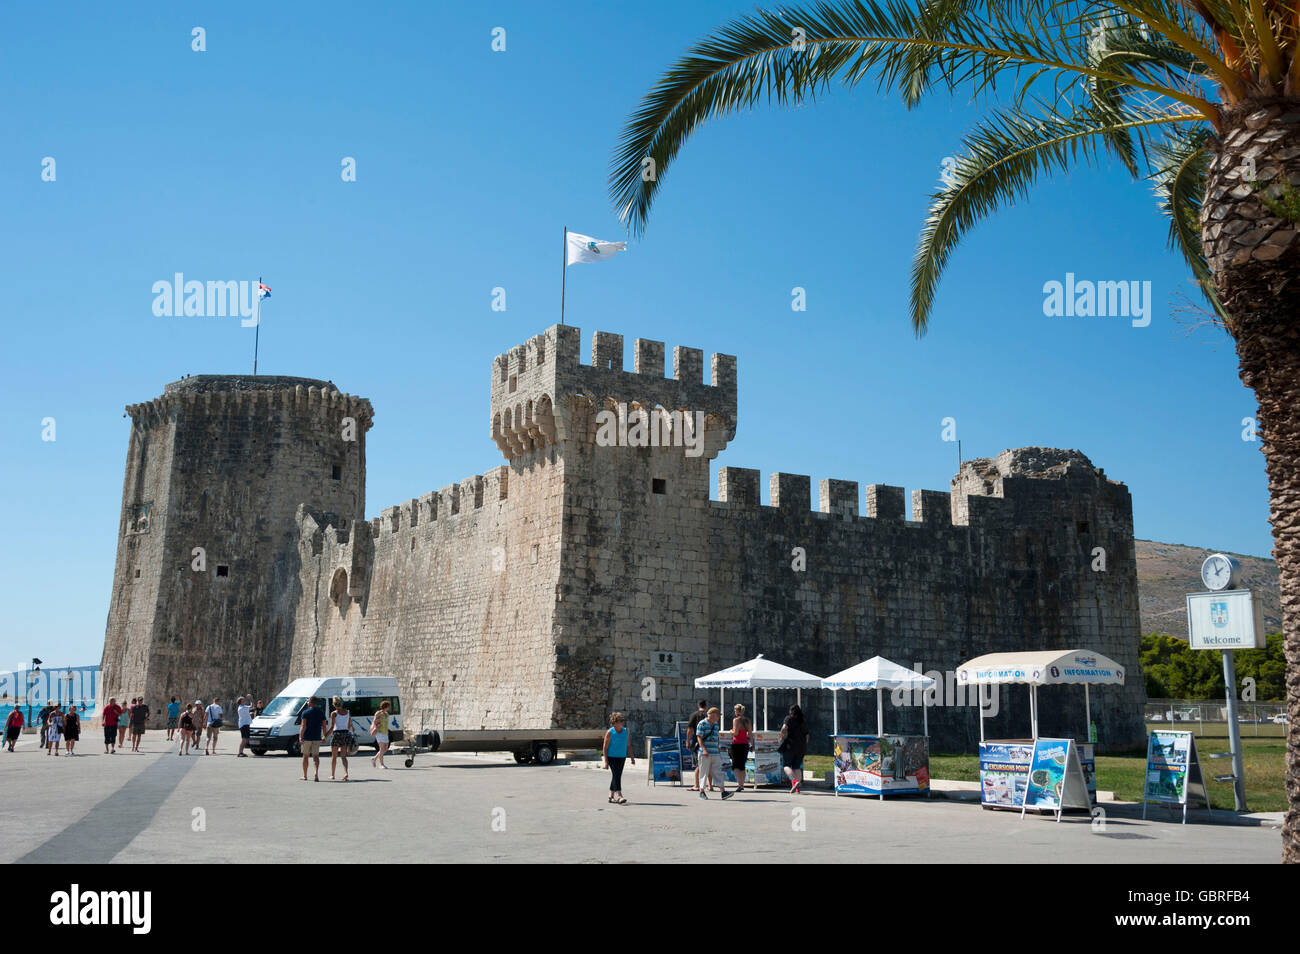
329, 697, 352, 781
370, 700, 393, 770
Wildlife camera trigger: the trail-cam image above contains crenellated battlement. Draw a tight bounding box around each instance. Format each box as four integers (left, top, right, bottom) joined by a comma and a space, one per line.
128, 375, 374, 432
713, 448, 1128, 534
490, 325, 737, 462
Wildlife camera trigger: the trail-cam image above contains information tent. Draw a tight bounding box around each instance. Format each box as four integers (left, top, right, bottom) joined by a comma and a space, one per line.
957, 649, 1124, 814
1141, 729, 1211, 824
821, 657, 936, 800
694, 654, 823, 787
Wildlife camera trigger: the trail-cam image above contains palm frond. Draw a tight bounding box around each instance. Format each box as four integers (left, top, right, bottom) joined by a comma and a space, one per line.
609, 0, 1220, 234
910, 103, 1203, 331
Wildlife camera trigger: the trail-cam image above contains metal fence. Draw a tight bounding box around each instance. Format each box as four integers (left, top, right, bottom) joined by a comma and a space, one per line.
1145, 698, 1289, 736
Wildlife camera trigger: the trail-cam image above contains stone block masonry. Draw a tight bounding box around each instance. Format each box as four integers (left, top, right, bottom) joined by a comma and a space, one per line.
101, 328, 1145, 752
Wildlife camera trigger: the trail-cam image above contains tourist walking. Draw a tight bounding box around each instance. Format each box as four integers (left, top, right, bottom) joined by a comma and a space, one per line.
166, 697, 180, 741
178, 703, 196, 755
192, 699, 207, 752
236, 697, 253, 757
328, 697, 352, 781
299, 696, 326, 781
369, 700, 393, 769
686, 699, 709, 792
204, 697, 223, 755
117, 699, 132, 750
730, 704, 752, 793
779, 704, 810, 793
5, 708, 23, 752
130, 697, 150, 751
45, 705, 63, 756
102, 697, 123, 754
63, 706, 81, 755
695, 707, 732, 799
602, 712, 634, 803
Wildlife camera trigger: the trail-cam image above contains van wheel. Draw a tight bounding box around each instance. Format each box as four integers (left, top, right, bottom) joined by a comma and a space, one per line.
533, 742, 556, 765
513, 750, 532, 764
251, 747, 266, 756
286, 741, 300, 758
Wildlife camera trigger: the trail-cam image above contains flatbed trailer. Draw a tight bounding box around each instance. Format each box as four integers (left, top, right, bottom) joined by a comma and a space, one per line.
403, 711, 604, 766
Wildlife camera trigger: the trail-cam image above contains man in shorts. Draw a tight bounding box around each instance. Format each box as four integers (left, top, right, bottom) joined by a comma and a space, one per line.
236, 697, 253, 757
298, 696, 326, 781
166, 697, 180, 741
130, 697, 150, 751
101, 697, 123, 754
204, 697, 223, 754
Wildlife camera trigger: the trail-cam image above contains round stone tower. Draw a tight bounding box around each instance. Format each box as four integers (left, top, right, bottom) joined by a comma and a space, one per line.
100, 375, 373, 719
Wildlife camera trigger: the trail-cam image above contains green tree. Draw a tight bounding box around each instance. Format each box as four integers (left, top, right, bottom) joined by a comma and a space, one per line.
611, 0, 1300, 861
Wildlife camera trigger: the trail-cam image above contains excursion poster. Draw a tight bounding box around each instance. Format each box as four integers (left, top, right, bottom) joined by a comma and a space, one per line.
978, 741, 1034, 808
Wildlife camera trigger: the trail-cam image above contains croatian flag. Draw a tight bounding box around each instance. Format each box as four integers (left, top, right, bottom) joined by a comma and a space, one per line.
258, 282, 272, 300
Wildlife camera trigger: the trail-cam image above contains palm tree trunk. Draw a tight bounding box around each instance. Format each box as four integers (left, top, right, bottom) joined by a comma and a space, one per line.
1203, 99, 1300, 861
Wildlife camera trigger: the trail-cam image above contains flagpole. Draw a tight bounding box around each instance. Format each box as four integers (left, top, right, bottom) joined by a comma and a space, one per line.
253, 275, 261, 375
561, 227, 567, 326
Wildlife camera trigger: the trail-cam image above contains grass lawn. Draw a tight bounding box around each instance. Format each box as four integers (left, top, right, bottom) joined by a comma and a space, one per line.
806, 733, 1288, 813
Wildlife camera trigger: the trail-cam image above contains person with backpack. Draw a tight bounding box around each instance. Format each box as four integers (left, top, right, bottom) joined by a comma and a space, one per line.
204, 698, 224, 755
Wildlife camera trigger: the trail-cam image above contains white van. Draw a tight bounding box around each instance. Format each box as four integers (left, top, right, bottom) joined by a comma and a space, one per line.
248, 676, 403, 757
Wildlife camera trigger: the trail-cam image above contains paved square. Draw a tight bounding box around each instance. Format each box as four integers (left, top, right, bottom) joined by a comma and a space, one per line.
0, 737, 1281, 863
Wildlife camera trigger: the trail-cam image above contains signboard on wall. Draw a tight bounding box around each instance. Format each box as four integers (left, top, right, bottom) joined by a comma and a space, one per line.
650, 652, 680, 677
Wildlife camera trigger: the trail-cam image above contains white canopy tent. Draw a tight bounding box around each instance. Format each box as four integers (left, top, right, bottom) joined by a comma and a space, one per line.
693, 654, 824, 730
955, 650, 1126, 741
820, 656, 938, 737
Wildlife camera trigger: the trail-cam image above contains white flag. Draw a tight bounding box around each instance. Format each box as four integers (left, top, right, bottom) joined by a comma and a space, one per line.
566, 231, 628, 266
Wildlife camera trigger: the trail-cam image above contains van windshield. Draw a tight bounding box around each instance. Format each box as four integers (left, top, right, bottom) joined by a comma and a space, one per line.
261, 696, 309, 718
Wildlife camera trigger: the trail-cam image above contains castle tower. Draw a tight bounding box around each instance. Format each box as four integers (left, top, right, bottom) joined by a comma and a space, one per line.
490, 325, 738, 734
100, 375, 373, 717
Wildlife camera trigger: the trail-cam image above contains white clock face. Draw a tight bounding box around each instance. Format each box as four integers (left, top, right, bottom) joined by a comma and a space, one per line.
1202, 556, 1232, 590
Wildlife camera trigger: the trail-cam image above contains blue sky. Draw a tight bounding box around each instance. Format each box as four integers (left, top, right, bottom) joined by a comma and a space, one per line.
0, 1, 1270, 667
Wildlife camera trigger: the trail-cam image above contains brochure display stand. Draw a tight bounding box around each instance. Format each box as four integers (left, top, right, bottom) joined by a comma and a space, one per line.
832, 734, 930, 798
1141, 730, 1212, 823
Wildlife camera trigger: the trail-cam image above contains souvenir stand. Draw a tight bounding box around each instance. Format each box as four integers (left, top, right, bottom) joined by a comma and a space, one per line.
821, 656, 936, 799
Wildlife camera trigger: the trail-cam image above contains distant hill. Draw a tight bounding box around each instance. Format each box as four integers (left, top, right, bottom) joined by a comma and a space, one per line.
1136, 539, 1281, 639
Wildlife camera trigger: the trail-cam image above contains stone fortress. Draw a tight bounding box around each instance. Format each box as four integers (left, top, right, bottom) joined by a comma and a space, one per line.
100, 324, 1147, 751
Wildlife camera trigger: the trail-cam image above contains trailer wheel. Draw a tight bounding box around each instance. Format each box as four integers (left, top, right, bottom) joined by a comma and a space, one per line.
513, 750, 532, 764
404, 758, 414, 768
533, 742, 556, 765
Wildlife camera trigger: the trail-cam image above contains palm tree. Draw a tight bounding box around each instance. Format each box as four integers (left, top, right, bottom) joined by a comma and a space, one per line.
610, 0, 1300, 860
